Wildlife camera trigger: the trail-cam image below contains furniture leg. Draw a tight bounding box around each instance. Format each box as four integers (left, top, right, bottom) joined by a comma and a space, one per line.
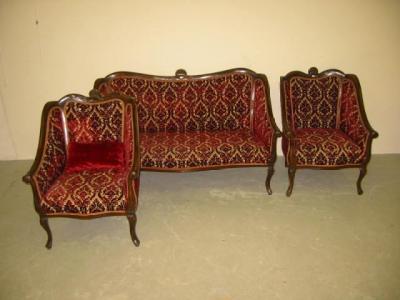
127, 213, 140, 247
357, 166, 367, 195
265, 165, 274, 195
286, 167, 296, 197
39, 216, 53, 249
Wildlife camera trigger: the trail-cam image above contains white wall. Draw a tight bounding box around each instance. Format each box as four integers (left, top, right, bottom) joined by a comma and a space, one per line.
0, 90, 16, 160
0, 0, 399, 159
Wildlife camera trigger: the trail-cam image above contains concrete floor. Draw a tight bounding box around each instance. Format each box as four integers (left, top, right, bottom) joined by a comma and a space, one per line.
0, 155, 399, 300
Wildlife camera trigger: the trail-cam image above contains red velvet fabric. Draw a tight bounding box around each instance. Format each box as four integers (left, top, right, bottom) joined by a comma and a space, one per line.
43, 169, 128, 215
283, 128, 363, 167
33, 107, 67, 198
98, 73, 253, 133
66, 142, 125, 173
65, 100, 124, 143
96, 71, 278, 171
339, 78, 369, 155
140, 130, 272, 170
286, 76, 341, 130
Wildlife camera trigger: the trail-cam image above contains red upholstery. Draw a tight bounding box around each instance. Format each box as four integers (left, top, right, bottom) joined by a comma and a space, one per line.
140, 130, 272, 170
339, 78, 370, 153
33, 107, 67, 198
282, 71, 375, 168
284, 76, 341, 130
30, 97, 138, 216
43, 169, 128, 215
98, 73, 252, 133
283, 128, 362, 167
66, 142, 125, 173
95, 70, 279, 171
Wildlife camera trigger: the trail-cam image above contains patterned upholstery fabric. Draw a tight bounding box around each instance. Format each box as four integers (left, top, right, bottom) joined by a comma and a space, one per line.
98, 73, 253, 133
283, 128, 363, 167
339, 78, 369, 157
140, 130, 272, 170
286, 76, 341, 129
65, 100, 124, 143
96, 71, 278, 171
31, 97, 137, 216
33, 107, 67, 198
253, 78, 273, 144
42, 169, 128, 215
282, 72, 373, 168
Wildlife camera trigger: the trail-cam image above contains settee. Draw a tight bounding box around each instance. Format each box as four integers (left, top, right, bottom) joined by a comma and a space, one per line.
91, 68, 281, 193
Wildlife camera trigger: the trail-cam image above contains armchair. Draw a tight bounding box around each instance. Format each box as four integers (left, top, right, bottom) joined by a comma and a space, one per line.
280, 67, 378, 196
23, 94, 141, 248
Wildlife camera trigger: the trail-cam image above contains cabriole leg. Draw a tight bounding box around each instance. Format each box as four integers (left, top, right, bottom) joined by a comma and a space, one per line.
39, 216, 52, 249
265, 165, 274, 195
286, 167, 296, 197
357, 166, 367, 195
127, 213, 140, 247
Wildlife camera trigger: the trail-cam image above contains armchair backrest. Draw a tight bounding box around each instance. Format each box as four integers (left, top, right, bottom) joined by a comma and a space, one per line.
60, 95, 139, 172
28, 95, 139, 198
281, 67, 348, 131
64, 99, 125, 144
92, 69, 272, 134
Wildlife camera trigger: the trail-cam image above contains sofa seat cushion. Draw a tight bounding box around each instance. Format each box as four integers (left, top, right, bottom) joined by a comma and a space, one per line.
140, 130, 272, 170
292, 128, 363, 167
42, 169, 128, 215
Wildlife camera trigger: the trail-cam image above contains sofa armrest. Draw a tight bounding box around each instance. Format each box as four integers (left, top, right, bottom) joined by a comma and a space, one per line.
340, 76, 378, 160
24, 104, 67, 200
253, 77, 282, 145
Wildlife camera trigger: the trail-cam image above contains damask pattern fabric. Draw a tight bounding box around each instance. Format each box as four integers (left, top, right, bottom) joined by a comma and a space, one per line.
33, 107, 66, 198
140, 130, 272, 170
285, 128, 363, 167
288, 76, 341, 130
253, 78, 273, 145
339, 78, 369, 160
31, 98, 138, 217
64, 100, 124, 143
42, 169, 128, 215
98, 73, 253, 133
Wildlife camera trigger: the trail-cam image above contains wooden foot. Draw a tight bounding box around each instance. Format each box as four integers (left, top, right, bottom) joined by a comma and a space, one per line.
265, 165, 274, 195
357, 166, 367, 195
39, 217, 52, 249
127, 213, 140, 247
286, 167, 296, 197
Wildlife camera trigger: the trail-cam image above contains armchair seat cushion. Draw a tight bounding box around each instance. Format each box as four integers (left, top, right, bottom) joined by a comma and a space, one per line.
42, 169, 128, 216
140, 130, 272, 170
293, 128, 363, 167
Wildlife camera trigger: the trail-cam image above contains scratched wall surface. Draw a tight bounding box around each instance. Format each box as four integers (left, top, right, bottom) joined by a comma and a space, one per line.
0, 0, 399, 159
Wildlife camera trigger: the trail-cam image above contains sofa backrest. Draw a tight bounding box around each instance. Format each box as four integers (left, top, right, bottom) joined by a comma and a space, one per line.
93, 69, 266, 134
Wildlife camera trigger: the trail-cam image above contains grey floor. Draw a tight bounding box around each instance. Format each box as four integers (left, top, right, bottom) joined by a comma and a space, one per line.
0, 155, 399, 300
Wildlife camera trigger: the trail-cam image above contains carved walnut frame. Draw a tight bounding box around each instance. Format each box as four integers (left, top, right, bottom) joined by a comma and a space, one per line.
91, 68, 282, 194
280, 67, 378, 196
23, 94, 141, 248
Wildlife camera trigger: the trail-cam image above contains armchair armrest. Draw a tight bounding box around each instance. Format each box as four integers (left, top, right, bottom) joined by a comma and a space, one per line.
24, 103, 67, 199
253, 77, 282, 146
340, 76, 378, 159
